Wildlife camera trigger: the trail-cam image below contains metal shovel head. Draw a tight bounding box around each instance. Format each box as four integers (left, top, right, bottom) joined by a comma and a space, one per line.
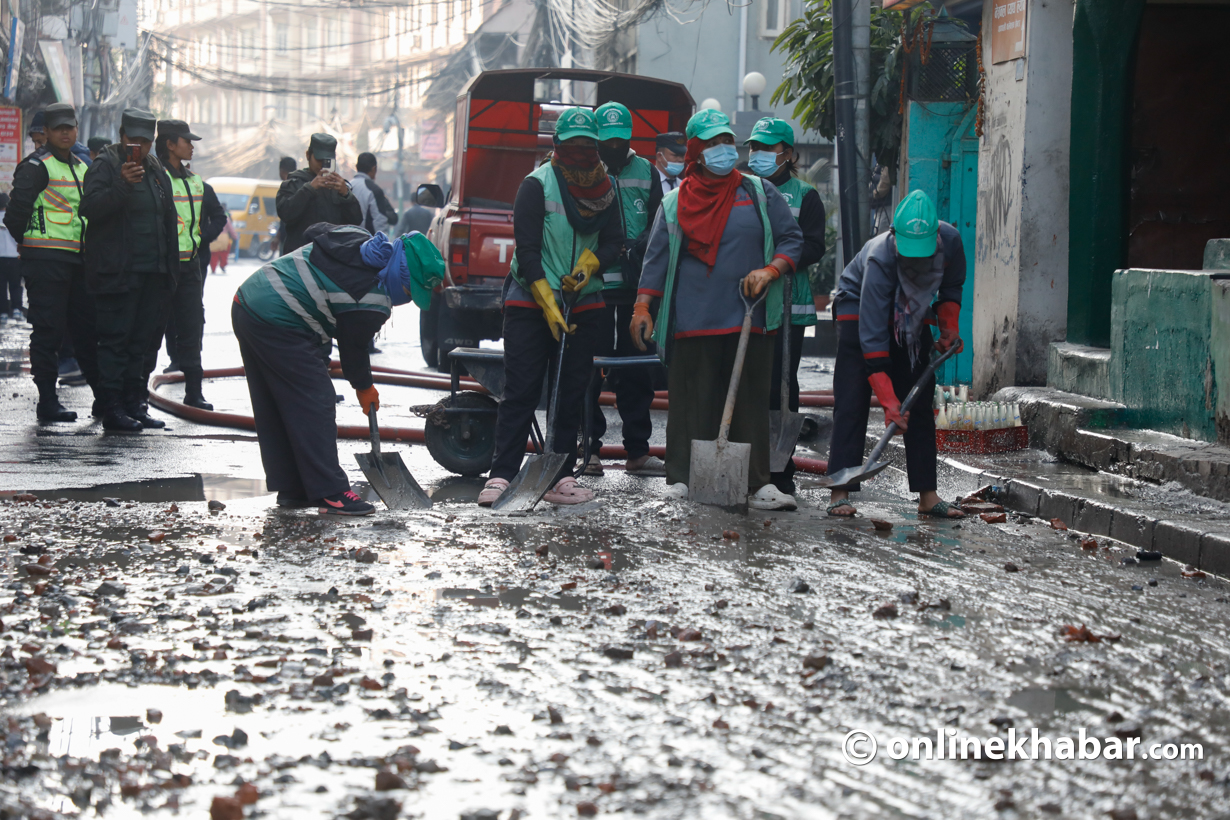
354, 451, 433, 510
824, 459, 890, 491
490, 452, 569, 512
689, 438, 751, 512
768, 410, 806, 473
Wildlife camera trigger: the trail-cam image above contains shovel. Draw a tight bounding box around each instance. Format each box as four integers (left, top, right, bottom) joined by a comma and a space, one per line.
689, 284, 768, 512
825, 339, 962, 490
491, 298, 576, 512
768, 270, 805, 472
354, 408, 433, 509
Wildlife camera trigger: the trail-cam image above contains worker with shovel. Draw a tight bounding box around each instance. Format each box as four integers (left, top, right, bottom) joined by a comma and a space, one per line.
826, 190, 966, 519
631, 109, 803, 511
477, 107, 623, 508
232, 223, 444, 515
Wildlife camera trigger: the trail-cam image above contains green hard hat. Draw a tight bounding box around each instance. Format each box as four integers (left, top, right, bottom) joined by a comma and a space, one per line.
686, 108, 734, 142
893, 190, 940, 258
555, 107, 599, 142
744, 117, 795, 147
595, 102, 633, 141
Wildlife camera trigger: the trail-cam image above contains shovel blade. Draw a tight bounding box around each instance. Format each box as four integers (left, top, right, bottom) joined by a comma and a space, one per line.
689, 438, 750, 511
354, 452, 433, 510
824, 459, 890, 490
768, 410, 806, 473
490, 453, 569, 512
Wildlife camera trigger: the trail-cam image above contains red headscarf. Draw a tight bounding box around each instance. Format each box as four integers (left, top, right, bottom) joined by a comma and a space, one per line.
676, 137, 744, 268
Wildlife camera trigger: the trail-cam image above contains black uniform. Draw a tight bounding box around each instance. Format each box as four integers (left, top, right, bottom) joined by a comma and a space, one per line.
2, 145, 98, 420
81, 140, 180, 430
276, 169, 362, 255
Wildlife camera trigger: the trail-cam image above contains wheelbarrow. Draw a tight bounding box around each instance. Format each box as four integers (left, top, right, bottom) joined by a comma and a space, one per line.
420, 348, 547, 476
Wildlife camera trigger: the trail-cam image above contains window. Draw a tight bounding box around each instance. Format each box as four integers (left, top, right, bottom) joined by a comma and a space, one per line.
216, 193, 251, 212
263, 197, 278, 215
325, 17, 338, 49
306, 22, 318, 50
275, 23, 288, 54
761, 0, 787, 37
241, 28, 256, 60
275, 97, 288, 119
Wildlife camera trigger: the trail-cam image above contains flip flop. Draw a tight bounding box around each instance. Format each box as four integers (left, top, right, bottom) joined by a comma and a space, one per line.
543, 477, 595, 505
918, 501, 966, 519
827, 501, 857, 517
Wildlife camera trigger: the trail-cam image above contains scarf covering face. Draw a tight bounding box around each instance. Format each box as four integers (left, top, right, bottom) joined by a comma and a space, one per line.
888, 232, 946, 365
550, 141, 614, 232
677, 137, 744, 268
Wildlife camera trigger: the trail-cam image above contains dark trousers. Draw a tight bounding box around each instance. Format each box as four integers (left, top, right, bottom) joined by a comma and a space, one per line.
768, 322, 806, 493
149, 259, 205, 378
95, 273, 169, 399
232, 301, 349, 500
828, 319, 937, 493
24, 259, 99, 392
664, 333, 773, 490
490, 305, 602, 482
586, 302, 657, 459
0, 258, 22, 314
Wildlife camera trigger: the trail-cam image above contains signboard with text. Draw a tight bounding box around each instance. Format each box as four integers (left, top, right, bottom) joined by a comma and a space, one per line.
0, 106, 23, 191
420, 120, 445, 161
992, 0, 1027, 64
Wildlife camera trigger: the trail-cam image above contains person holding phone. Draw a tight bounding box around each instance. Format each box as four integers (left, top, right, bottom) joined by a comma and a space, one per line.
80, 108, 181, 432
275, 133, 361, 255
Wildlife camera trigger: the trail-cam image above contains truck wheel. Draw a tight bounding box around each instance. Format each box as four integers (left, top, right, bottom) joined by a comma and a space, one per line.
420, 297, 441, 369
424, 391, 498, 476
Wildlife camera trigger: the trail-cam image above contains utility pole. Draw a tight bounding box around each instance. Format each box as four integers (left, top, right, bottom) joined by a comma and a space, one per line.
831, 0, 862, 258
852, 0, 871, 244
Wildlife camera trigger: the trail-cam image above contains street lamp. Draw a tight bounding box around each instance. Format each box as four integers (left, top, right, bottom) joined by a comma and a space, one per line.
743, 72, 767, 111
699, 97, 722, 113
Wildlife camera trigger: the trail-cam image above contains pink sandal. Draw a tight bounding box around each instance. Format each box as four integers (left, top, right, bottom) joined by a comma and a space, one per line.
542, 477, 595, 505
477, 477, 509, 507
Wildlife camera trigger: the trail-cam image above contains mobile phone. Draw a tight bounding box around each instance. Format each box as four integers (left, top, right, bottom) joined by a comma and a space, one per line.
321, 158, 332, 170
126, 144, 141, 164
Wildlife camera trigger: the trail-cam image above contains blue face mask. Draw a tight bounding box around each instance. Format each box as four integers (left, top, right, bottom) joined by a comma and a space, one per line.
664, 161, 685, 177
701, 143, 739, 176
748, 150, 780, 178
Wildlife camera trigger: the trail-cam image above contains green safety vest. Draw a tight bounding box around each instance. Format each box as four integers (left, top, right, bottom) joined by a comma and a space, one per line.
652, 173, 784, 363
170, 171, 206, 261
236, 246, 392, 343
509, 163, 604, 298
603, 154, 654, 290
25, 154, 86, 254
773, 175, 817, 327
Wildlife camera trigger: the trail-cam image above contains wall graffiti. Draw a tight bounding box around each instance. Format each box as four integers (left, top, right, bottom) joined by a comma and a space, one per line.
979, 135, 1015, 256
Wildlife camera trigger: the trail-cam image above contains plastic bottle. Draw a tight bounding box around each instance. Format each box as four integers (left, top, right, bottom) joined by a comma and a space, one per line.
936, 404, 949, 430
1013, 403, 1022, 427
959, 385, 969, 403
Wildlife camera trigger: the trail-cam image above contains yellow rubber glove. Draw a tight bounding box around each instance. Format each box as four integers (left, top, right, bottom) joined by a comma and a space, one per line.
561, 248, 600, 293
530, 278, 576, 341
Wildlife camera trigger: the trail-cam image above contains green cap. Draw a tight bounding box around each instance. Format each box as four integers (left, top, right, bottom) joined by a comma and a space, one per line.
555, 107, 599, 142
892, 190, 940, 258
595, 102, 633, 141
686, 109, 734, 142
744, 117, 795, 147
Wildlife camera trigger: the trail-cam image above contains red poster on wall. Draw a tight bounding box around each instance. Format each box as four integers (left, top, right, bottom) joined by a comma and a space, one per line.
0, 106, 23, 192
992, 0, 1027, 64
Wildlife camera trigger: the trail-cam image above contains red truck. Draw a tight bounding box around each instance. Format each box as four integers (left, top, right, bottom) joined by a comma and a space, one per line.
414, 68, 694, 369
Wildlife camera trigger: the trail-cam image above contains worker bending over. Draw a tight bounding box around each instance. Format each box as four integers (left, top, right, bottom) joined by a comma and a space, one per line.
745, 117, 827, 496
827, 190, 966, 519
585, 101, 666, 478
479, 108, 622, 507
233, 223, 443, 515
632, 109, 803, 511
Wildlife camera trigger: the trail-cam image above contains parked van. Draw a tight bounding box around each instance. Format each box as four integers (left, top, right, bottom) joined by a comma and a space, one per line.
206, 177, 281, 260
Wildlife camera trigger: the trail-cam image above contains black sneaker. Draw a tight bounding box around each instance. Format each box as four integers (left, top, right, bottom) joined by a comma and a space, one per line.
318, 490, 376, 516
276, 493, 313, 508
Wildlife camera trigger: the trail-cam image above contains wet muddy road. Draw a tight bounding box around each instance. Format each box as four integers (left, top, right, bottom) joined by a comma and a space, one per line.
3, 461, 1230, 820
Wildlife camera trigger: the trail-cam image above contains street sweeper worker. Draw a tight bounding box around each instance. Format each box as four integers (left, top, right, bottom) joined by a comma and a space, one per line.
232, 223, 443, 516
477, 107, 623, 508
630, 108, 804, 511
745, 116, 827, 498
826, 189, 966, 519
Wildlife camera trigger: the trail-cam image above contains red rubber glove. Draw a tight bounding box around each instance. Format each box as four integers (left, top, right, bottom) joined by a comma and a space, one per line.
868, 371, 908, 432
356, 385, 380, 416
935, 301, 963, 353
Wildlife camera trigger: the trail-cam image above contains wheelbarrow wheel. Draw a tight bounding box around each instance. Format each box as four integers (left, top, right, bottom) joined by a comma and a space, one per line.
424, 390, 499, 476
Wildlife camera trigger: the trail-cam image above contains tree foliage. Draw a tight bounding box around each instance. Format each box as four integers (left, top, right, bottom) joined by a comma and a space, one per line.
771, 0, 945, 181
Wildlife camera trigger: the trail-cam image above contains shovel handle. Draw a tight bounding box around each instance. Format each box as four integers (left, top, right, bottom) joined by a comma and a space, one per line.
718, 283, 768, 446
368, 408, 381, 457
779, 271, 792, 413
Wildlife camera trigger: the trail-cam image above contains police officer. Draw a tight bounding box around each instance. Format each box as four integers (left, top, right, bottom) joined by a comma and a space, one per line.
584, 101, 665, 477
81, 108, 180, 432
151, 119, 226, 410
2, 103, 99, 421
276, 134, 361, 255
